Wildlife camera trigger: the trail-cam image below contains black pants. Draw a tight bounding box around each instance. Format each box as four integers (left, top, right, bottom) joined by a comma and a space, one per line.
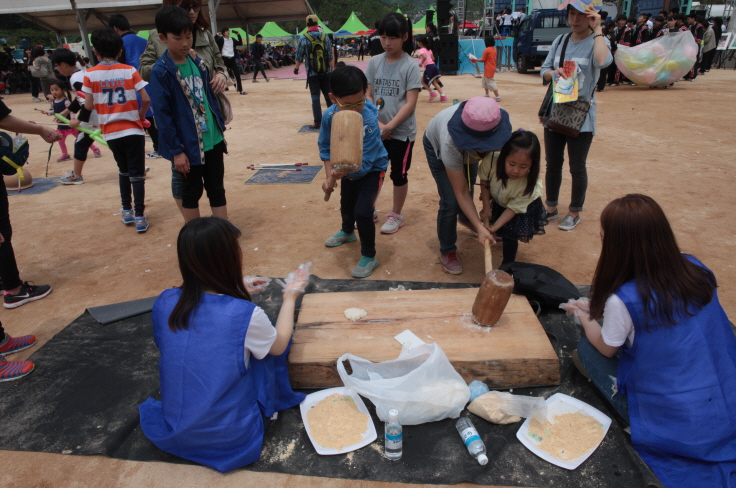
29, 75, 40, 98
252, 58, 267, 80
145, 116, 159, 151
597, 66, 608, 91
502, 239, 519, 265
0, 188, 22, 292
308, 74, 332, 125
543, 128, 594, 212
223, 56, 243, 92
340, 171, 383, 258
182, 142, 226, 209
107, 135, 146, 216
700, 49, 716, 72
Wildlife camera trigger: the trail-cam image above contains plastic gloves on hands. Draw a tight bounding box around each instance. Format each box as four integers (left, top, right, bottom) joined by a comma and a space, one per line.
243, 276, 272, 294
276, 262, 312, 295
560, 297, 590, 325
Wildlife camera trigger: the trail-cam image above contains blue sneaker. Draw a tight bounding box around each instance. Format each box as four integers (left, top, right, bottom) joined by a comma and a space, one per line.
325, 230, 356, 247
352, 256, 378, 278
135, 216, 149, 233
121, 209, 134, 225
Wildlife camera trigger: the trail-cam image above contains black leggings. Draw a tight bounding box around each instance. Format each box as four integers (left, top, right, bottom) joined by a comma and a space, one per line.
0, 188, 21, 292
340, 171, 383, 258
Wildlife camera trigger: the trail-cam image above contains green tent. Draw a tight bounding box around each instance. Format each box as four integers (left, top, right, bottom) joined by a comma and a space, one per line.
255, 22, 293, 39
413, 6, 435, 34
299, 17, 334, 35
336, 12, 369, 34
396, 7, 402, 13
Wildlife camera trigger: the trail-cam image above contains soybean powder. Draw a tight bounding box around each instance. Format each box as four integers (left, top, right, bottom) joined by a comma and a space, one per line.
528, 412, 605, 460
307, 394, 369, 451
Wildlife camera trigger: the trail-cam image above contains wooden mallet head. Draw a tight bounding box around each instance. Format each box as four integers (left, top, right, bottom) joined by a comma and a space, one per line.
324, 110, 363, 202
472, 218, 514, 326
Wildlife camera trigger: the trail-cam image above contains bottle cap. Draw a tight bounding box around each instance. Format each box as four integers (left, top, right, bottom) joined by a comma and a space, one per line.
477, 454, 488, 465
388, 409, 399, 418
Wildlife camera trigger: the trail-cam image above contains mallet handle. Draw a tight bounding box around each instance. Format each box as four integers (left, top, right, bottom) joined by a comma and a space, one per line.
324, 176, 336, 202
483, 217, 492, 273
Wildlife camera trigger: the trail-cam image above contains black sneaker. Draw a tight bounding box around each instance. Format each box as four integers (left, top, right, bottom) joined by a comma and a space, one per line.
3, 282, 52, 309
543, 208, 559, 221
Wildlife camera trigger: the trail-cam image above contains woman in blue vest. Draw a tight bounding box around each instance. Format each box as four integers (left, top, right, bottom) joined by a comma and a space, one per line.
139, 217, 307, 472
567, 194, 736, 488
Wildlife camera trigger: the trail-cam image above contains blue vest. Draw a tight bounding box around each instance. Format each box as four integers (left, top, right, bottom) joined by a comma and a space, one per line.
139, 288, 305, 472
615, 256, 736, 488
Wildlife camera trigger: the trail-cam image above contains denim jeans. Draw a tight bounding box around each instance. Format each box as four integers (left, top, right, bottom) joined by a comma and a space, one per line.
107, 135, 146, 217
308, 74, 332, 125
577, 336, 630, 423
424, 135, 477, 255
543, 128, 594, 212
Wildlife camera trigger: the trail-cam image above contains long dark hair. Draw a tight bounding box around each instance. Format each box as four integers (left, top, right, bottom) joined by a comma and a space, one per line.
589, 194, 717, 327
169, 217, 251, 331
162, 0, 210, 31
378, 12, 414, 55
495, 129, 540, 196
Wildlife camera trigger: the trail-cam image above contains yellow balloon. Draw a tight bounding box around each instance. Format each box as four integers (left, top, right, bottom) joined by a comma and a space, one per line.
625, 60, 646, 70
664, 60, 681, 71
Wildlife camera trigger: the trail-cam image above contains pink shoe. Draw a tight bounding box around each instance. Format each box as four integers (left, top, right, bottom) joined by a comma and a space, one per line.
429, 91, 438, 101
440, 252, 463, 275
440, 95, 448, 102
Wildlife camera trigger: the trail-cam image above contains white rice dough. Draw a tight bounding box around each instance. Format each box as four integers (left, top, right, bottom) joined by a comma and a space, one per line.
344, 308, 368, 321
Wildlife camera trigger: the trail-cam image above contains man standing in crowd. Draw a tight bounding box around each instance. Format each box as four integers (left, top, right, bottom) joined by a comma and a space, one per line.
294, 14, 333, 130
250, 34, 270, 83
631, 13, 651, 47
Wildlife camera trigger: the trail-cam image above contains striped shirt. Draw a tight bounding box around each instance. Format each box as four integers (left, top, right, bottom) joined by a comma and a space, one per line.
82, 62, 147, 141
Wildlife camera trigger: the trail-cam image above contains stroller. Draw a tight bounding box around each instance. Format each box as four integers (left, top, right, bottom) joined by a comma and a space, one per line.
4, 70, 30, 95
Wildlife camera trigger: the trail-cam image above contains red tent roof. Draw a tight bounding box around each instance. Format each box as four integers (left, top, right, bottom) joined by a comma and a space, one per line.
460, 20, 479, 28
354, 29, 375, 35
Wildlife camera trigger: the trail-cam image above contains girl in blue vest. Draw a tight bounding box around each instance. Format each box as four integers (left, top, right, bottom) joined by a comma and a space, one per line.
566, 194, 736, 488
139, 217, 307, 472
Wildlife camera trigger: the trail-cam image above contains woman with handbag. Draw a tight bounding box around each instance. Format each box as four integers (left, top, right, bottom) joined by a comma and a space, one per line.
31, 46, 57, 101
139, 0, 230, 221
539, 1, 611, 231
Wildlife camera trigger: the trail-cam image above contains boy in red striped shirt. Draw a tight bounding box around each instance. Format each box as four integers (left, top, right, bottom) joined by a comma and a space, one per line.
79, 28, 151, 232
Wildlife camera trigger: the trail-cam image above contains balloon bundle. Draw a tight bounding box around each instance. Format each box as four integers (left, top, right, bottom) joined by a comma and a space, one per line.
615, 32, 698, 87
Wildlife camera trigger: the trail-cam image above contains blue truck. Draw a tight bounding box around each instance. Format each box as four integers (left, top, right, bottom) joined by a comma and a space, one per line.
513, 9, 570, 74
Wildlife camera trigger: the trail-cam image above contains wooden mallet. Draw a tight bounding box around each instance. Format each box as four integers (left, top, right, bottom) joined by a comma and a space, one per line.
324, 110, 363, 202
472, 217, 514, 326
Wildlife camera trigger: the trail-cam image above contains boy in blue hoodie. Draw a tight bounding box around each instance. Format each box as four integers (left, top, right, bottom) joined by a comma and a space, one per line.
320, 66, 389, 278
148, 6, 228, 223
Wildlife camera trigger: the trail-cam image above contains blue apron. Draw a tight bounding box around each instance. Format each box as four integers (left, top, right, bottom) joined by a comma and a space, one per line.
615, 255, 736, 488
139, 289, 305, 472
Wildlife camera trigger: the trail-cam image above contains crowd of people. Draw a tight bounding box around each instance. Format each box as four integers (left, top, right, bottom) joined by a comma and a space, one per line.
0, 1, 734, 486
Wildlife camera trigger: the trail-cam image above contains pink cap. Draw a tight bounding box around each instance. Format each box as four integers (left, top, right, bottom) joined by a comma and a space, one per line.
461, 97, 502, 132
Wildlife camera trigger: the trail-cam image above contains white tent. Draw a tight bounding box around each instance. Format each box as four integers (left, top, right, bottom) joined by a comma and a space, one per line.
1, 0, 312, 61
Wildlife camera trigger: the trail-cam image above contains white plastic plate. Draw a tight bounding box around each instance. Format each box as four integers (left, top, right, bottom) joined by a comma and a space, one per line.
516, 392, 611, 470
300, 387, 377, 455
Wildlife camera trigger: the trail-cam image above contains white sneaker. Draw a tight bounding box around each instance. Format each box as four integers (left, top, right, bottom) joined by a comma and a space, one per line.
381, 212, 404, 234
146, 150, 161, 159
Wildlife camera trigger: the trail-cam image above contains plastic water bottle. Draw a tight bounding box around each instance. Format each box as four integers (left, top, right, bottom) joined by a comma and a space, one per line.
455, 417, 488, 465
384, 409, 402, 461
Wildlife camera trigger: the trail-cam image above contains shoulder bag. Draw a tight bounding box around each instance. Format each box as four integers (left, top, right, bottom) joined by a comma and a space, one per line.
31, 57, 49, 78
538, 34, 596, 138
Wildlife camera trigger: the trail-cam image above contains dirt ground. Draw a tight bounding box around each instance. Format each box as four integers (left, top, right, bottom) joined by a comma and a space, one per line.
0, 64, 734, 487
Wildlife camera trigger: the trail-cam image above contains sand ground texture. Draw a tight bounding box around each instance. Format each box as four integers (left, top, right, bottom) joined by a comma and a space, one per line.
0, 66, 734, 487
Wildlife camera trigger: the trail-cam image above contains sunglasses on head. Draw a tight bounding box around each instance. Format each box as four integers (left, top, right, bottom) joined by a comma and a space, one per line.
179, 2, 202, 11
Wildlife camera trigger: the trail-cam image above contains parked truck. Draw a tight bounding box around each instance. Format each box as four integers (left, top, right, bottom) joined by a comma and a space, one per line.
513, 9, 569, 74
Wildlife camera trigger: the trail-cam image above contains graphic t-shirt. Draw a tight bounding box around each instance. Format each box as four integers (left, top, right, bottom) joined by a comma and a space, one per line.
82, 62, 147, 140
177, 58, 223, 152
365, 53, 422, 142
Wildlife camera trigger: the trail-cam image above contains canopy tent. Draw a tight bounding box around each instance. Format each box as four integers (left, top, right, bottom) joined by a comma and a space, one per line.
336, 12, 369, 35
0, 0, 312, 62
298, 17, 334, 35
413, 7, 435, 35
254, 21, 293, 39
459, 20, 479, 29
333, 29, 355, 37
354, 29, 375, 36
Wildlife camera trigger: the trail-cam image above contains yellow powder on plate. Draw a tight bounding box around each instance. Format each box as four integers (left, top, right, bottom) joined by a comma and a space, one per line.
306, 394, 370, 451
528, 412, 605, 460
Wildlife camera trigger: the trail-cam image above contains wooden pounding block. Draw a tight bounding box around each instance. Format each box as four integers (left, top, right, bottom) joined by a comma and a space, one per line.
324, 110, 363, 202
289, 288, 560, 389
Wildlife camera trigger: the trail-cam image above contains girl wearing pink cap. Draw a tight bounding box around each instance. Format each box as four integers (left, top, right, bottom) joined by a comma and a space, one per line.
423, 97, 512, 274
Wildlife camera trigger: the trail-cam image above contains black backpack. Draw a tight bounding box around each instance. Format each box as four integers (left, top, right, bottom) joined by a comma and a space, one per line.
498, 262, 581, 311
306, 32, 328, 74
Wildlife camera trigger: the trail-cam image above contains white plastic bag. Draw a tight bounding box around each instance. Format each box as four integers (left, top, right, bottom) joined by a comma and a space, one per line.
468, 391, 547, 425
337, 343, 470, 425
615, 32, 698, 87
